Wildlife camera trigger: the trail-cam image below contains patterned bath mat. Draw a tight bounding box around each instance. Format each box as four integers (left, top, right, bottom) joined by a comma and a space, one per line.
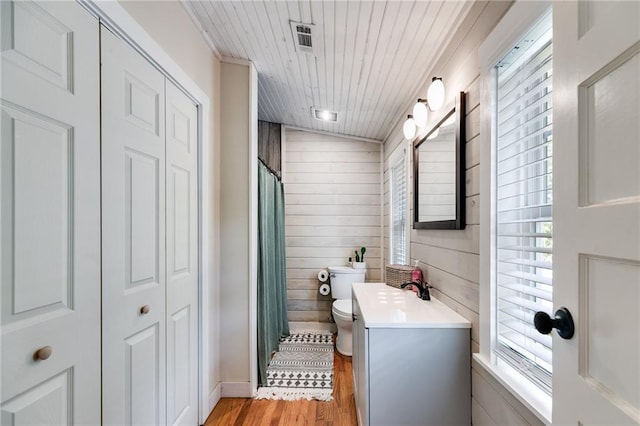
255, 331, 334, 401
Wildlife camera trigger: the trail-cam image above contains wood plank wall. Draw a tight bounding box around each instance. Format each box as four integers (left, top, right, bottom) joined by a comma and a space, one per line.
258, 120, 281, 177
384, 2, 543, 425
283, 129, 382, 322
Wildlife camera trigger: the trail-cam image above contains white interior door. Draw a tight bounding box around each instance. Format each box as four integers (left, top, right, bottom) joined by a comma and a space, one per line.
101, 26, 167, 426
0, 1, 101, 424
553, 1, 640, 424
165, 81, 198, 425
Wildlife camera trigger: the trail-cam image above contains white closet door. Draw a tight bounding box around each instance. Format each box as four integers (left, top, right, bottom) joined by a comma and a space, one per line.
101, 27, 167, 426
165, 82, 198, 426
0, 1, 101, 424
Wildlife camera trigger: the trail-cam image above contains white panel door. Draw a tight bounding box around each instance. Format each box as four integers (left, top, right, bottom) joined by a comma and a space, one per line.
101, 27, 167, 426
553, 1, 640, 424
0, 1, 100, 424
165, 81, 198, 425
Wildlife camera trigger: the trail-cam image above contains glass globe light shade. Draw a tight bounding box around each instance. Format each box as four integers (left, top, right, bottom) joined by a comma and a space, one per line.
403, 116, 416, 140
427, 78, 445, 111
412, 100, 428, 128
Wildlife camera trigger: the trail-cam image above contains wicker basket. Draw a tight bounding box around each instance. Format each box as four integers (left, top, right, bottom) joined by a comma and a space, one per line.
385, 264, 414, 288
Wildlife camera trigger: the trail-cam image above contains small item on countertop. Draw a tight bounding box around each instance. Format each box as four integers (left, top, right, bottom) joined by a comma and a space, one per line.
348, 257, 352, 268
411, 260, 423, 284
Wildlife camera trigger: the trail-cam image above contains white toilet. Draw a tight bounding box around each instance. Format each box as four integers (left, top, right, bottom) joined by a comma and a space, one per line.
328, 266, 366, 356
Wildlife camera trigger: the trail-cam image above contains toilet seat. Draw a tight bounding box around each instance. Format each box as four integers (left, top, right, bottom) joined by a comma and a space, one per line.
332, 299, 352, 317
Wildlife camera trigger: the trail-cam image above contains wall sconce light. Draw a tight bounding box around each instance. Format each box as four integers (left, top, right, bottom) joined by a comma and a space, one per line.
412, 99, 428, 128
403, 115, 416, 140
427, 77, 445, 111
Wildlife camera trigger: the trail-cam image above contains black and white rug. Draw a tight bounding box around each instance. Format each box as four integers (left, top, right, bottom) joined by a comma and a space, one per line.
255, 331, 334, 401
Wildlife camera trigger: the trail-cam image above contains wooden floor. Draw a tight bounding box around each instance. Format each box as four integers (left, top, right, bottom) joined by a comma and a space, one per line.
205, 350, 357, 425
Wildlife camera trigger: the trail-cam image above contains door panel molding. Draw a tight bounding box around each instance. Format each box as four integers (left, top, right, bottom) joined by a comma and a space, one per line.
1, 368, 73, 426
1, 1, 74, 92
79, 3, 216, 418
101, 26, 167, 425
166, 79, 199, 426
578, 44, 640, 207
1, 2, 101, 424
554, 1, 640, 423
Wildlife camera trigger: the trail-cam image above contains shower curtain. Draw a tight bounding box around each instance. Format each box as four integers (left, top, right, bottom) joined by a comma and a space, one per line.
257, 160, 290, 385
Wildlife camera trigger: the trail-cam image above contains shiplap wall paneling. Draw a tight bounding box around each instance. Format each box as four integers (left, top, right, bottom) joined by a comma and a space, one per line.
258, 120, 282, 177
471, 360, 544, 426
284, 129, 382, 322
381, 2, 546, 425
382, 0, 511, 353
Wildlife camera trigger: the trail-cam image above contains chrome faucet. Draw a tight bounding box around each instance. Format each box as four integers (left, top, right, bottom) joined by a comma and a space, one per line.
400, 281, 432, 300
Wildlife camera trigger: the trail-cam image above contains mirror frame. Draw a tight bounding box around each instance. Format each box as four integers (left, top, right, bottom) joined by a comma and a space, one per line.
413, 91, 466, 230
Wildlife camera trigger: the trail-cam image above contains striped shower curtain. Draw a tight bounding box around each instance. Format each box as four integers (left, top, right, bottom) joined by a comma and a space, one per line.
257, 160, 290, 385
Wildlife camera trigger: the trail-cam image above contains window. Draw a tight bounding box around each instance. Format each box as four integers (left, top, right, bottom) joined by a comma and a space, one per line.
493, 11, 554, 393
390, 148, 408, 265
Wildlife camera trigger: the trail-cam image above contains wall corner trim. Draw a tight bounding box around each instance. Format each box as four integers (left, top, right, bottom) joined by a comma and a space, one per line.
180, 1, 222, 60
284, 125, 383, 144
221, 56, 254, 67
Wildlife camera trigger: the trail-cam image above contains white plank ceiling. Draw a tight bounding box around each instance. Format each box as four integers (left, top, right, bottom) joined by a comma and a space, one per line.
184, 0, 472, 141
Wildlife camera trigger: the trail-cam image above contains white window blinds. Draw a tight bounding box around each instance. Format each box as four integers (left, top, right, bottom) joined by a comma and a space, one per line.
493, 11, 553, 393
391, 152, 407, 265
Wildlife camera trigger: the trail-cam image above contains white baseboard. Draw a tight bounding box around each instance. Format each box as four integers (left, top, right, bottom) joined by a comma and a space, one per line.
205, 383, 221, 418
221, 381, 253, 398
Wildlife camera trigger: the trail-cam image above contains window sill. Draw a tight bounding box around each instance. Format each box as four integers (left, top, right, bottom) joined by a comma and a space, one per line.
473, 353, 552, 425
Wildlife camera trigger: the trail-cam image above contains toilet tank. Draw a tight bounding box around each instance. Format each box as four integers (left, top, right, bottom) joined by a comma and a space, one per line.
328, 266, 366, 300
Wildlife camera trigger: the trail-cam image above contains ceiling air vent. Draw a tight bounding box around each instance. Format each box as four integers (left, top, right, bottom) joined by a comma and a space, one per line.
290, 21, 315, 55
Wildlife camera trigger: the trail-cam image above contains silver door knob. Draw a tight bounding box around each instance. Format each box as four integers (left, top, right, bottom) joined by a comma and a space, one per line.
140, 305, 150, 315
33, 346, 53, 361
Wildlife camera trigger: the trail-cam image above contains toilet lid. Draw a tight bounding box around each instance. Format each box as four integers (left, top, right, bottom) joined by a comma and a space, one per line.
333, 299, 352, 316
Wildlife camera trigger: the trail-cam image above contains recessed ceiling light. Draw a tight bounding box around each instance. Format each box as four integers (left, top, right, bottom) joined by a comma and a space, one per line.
312, 108, 338, 123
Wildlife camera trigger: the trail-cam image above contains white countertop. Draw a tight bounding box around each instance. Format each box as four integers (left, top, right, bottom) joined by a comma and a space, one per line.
352, 283, 471, 329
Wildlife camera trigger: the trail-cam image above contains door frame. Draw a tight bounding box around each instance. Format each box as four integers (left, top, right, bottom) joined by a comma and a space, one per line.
77, 1, 217, 422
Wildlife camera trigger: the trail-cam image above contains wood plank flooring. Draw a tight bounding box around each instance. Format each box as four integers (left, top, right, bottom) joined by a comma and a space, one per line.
205, 350, 357, 425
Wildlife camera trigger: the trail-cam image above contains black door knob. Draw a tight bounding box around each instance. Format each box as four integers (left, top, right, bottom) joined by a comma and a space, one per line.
534, 307, 575, 340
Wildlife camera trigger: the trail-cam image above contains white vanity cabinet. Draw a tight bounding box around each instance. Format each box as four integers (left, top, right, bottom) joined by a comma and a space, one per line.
352, 283, 471, 426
